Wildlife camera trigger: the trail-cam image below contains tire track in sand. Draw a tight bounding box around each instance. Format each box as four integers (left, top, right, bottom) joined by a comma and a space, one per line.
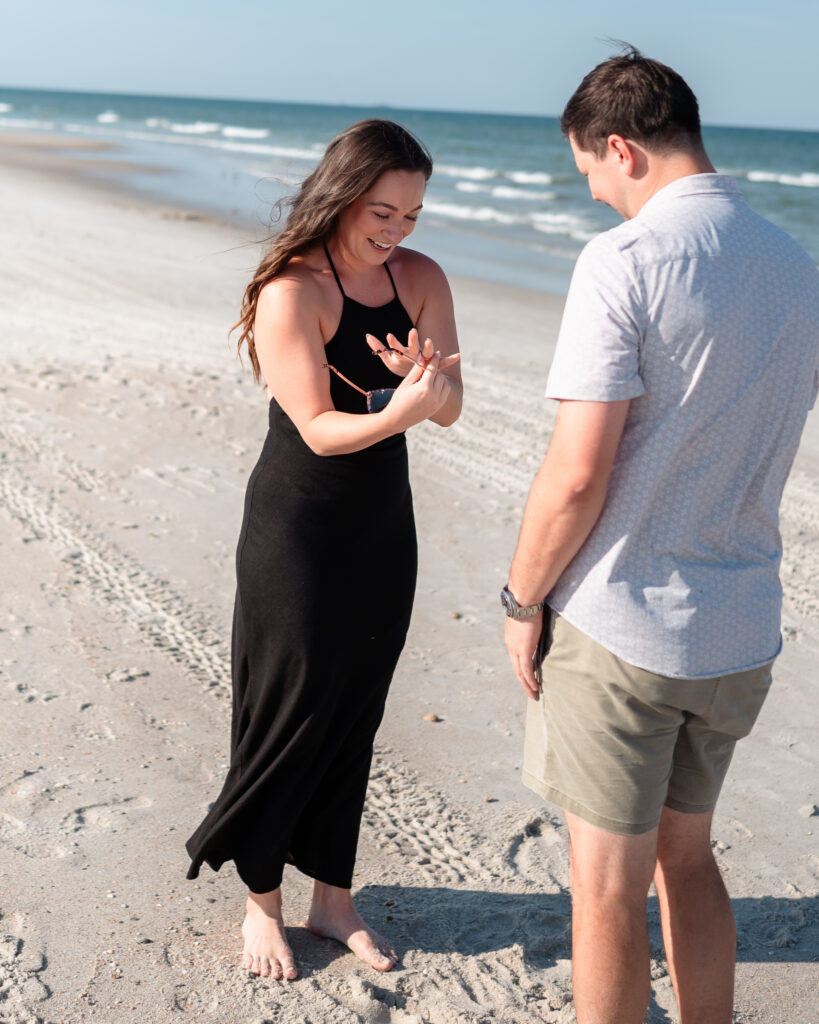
0, 466, 231, 694
4, 371, 733, 1023
409, 364, 554, 500
1, 432, 574, 1022
0, 418, 524, 893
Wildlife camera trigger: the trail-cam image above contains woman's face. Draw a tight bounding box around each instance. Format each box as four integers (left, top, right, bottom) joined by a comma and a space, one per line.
335, 169, 427, 263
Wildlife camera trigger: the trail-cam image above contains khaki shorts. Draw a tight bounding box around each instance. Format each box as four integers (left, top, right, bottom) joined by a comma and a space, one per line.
523, 614, 773, 835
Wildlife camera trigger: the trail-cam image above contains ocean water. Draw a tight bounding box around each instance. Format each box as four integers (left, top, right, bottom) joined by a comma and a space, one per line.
2, 87, 818, 295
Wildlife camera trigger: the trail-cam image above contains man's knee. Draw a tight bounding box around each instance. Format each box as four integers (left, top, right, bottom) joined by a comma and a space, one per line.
566, 811, 658, 901
655, 806, 718, 879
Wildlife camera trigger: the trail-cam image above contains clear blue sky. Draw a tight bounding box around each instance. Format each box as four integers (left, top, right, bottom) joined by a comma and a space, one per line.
4, 0, 819, 131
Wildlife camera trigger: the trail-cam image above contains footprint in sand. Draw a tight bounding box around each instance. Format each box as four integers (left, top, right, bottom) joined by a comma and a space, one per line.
748, 895, 811, 950
712, 816, 754, 857
0, 812, 67, 861
12, 682, 60, 705
0, 923, 49, 1024
60, 795, 152, 836
72, 704, 118, 743
503, 812, 568, 890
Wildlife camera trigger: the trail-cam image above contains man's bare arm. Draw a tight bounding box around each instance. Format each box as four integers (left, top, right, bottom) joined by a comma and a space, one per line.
505, 398, 630, 698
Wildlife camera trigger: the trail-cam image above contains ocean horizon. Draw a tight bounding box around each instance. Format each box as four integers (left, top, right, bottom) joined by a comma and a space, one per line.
3, 85, 818, 295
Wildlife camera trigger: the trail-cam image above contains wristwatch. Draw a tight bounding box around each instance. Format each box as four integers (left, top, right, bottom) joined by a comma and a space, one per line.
501, 585, 545, 620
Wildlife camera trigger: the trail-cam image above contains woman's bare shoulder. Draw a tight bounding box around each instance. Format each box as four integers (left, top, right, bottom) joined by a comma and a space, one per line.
390, 245, 445, 278
256, 252, 325, 319
390, 246, 452, 303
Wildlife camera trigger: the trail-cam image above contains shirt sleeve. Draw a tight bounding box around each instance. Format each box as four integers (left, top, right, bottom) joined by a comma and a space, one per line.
546, 233, 646, 402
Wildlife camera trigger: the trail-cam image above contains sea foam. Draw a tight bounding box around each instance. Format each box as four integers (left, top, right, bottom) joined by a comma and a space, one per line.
169, 121, 222, 135
436, 165, 557, 191
222, 126, 270, 139
508, 171, 553, 185
139, 117, 316, 159
145, 118, 222, 135
423, 200, 522, 225
455, 182, 555, 201
0, 103, 12, 113
532, 211, 596, 240
97, 110, 119, 124
436, 164, 496, 181
0, 116, 55, 130
218, 140, 318, 160
747, 170, 819, 188
491, 185, 556, 201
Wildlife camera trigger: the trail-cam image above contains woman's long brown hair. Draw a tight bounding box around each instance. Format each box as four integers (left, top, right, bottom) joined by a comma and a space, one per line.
233, 119, 433, 382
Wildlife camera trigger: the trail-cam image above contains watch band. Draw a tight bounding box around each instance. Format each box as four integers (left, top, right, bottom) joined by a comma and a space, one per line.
501, 585, 545, 620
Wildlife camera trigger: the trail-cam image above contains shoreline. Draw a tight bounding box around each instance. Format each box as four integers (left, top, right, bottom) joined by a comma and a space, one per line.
0, 128, 568, 371
0, 127, 565, 294
0, 129, 252, 230
0, 135, 817, 1024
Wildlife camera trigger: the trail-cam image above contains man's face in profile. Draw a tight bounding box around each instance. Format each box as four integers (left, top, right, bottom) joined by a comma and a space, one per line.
569, 135, 632, 220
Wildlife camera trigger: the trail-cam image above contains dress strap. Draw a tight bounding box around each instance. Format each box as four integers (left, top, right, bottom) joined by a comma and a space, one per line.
324, 241, 400, 302
383, 260, 399, 300
323, 243, 346, 297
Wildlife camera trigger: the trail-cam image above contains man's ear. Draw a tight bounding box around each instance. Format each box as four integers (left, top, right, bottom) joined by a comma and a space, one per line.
606, 134, 639, 177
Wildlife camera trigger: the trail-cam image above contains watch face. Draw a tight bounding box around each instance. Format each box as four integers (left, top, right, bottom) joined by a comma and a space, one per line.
501, 587, 518, 616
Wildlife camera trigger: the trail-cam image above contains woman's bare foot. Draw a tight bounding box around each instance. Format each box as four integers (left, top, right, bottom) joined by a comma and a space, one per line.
306, 881, 398, 971
241, 889, 298, 980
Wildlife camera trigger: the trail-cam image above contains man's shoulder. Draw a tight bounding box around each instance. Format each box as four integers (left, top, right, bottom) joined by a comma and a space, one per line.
581, 219, 647, 256
569, 223, 651, 303
574, 222, 647, 280
586, 181, 817, 277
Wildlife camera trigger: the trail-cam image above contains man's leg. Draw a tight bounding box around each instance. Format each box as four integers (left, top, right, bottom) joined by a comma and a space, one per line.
565, 811, 658, 1024
653, 806, 734, 1024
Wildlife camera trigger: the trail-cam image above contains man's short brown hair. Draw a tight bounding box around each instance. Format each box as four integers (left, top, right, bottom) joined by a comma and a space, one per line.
561, 46, 703, 158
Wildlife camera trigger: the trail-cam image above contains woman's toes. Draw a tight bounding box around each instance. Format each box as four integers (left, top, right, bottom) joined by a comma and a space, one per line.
282, 958, 298, 980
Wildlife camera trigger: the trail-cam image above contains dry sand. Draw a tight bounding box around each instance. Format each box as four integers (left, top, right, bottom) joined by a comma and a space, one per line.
0, 134, 817, 1024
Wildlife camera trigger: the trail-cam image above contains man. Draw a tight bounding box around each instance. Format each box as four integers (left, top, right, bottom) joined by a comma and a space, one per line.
503, 49, 819, 1024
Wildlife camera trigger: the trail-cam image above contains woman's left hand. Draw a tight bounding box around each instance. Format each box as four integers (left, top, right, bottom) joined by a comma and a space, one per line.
367, 327, 460, 379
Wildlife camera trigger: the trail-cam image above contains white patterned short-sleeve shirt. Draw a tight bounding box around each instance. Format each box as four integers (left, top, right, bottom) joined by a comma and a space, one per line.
546, 174, 819, 678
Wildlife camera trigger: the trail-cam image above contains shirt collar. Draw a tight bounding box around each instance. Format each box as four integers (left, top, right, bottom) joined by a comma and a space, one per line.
637, 174, 742, 219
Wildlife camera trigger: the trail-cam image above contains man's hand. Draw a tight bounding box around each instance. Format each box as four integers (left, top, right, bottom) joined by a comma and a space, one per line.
505, 611, 543, 701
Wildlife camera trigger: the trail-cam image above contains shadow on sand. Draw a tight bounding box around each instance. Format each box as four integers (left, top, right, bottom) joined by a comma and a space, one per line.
354, 885, 817, 965
275, 886, 815, 1024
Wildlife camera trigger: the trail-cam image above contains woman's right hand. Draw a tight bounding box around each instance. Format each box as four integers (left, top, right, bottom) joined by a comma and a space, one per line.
383, 351, 448, 430
367, 328, 461, 379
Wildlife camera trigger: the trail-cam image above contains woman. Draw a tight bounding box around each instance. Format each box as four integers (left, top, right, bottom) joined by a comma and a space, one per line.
186, 119, 462, 980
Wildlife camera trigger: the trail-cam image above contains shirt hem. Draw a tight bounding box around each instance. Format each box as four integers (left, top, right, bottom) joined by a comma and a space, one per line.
544, 604, 783, 680
544, 382, 645, 403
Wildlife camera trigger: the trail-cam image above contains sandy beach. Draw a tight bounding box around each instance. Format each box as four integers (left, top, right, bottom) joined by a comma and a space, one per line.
1, 133, 817, 1024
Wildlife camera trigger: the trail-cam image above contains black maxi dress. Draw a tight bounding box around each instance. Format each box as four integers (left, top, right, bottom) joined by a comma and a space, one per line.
186, 253, 417, 894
